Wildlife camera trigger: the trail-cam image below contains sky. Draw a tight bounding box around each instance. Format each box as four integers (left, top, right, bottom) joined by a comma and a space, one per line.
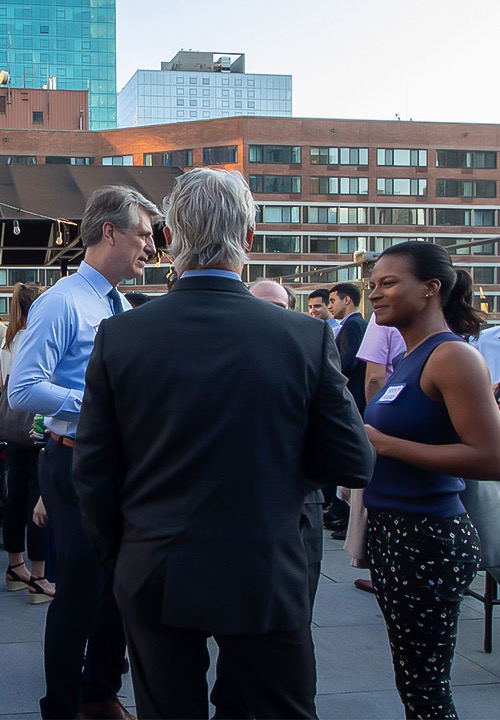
116, 0, 500, 125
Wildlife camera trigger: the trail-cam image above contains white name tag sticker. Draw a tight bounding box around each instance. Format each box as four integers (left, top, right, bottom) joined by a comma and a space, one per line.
377, 384, 406, 403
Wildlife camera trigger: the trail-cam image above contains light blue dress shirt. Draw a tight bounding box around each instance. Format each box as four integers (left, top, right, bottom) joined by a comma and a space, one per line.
328, 316, 341, 337
181, 269, 242, 281
9, 261, 131, 438
470, 324, 500, 384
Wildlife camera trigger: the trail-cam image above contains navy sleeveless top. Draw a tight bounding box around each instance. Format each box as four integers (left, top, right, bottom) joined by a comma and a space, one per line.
364, 332, 466, 517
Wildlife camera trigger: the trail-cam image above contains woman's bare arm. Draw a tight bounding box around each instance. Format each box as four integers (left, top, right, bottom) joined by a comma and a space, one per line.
365, 342, 500, 480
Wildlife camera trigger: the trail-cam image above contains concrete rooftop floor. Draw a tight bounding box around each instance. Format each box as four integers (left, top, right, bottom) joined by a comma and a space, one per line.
0, 530, 498, 719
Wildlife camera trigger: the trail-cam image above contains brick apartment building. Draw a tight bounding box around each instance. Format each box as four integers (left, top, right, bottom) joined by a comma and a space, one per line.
1, 114, 500, 320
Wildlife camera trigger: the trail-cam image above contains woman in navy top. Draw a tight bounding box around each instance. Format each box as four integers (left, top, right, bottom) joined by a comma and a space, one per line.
364, 241, 500, 720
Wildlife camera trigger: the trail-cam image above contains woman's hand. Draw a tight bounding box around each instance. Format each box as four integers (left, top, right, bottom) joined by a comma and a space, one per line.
33, 496, 49, 528
365, 424, 389, 455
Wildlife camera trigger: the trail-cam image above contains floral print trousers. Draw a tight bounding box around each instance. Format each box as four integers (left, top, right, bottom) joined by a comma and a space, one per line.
368, 512, 480, 720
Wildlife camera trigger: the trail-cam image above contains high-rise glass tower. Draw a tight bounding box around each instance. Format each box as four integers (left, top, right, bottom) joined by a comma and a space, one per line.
0, 0, 116, 129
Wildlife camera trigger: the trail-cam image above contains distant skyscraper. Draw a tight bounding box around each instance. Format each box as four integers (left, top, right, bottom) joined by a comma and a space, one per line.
0, 0, 116, 130
117, 51, 292, 127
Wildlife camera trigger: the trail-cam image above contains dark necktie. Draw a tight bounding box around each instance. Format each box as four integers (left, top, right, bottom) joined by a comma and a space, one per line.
107, 287, 123, 315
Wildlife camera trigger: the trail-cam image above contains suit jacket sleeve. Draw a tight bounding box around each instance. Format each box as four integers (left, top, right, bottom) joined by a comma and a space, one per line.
336, 315, 366, 377
304, 322, 375, 490
73, 321, 123, 570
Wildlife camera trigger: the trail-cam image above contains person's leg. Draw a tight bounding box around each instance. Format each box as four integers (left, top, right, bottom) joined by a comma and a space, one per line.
301, 501, 323, 619
81, 571, 127, 705
39, 440, 124, 719
3, 444, 31, 577
368, 512, 480, 720
26, 445, 46, 565
214, 625, 318, 720
115, 562, 210, 719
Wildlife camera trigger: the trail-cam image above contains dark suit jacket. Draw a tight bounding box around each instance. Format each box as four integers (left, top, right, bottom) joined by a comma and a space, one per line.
74, 275, 374, 635
335, 312, 368, 414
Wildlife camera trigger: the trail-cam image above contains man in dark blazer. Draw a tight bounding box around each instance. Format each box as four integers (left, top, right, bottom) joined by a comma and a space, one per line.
329, 282, 368, 414
73, 169, 375, 720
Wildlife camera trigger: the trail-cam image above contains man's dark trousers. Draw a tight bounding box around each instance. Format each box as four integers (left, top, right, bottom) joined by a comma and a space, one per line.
38, 438, 126, 719
116, 560, 318, 720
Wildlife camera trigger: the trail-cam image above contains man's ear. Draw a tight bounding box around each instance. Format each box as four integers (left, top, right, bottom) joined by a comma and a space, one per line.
163, 227, 172, 246
102, 221, 115, 246
246, 227, 254, 253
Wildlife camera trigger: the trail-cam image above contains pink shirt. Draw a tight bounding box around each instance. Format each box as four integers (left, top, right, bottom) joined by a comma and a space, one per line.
356, 314, 406, 378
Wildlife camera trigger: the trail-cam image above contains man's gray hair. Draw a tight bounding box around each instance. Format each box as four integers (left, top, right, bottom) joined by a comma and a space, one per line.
81, 185, 161, 247
163, 168, 257, 273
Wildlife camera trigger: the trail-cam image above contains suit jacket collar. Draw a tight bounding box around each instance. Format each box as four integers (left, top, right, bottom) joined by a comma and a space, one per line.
170, 275, 252, 295
339, 310, 361, 326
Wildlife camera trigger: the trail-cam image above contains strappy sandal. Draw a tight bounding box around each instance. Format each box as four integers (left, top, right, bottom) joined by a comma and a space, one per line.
6, 561, 30, 592
28, 575, 55, 605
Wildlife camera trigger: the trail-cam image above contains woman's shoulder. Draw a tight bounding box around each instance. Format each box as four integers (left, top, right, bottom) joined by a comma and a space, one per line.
427, 338, 490, 381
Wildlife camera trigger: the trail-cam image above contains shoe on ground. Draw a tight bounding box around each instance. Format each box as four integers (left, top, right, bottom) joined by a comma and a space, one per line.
354, 578, 375, 594
28, 575, 55, 604
78, 696, 136, 719
6, 561, 30, 592
329, 528, 347, 540
324, 518, 348, 531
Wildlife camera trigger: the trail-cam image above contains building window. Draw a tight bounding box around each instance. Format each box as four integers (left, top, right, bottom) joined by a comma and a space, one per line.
309, 236, 339, 253
0, 156, 37, 165
340, 237, 367, 254
265, 236, 301, 252
377, 178, 427, 196
308, 207, 338, 224
40, 25, 49, 33
249, 145, 301, 164
435, 150, 497, 169
340, 148, 368, 165
263, 206, 300, 223
436, 179, 496, 198
45, 157, 95, 165
32, 111, 44, 124
473, 209, 496, 226
0, 96, 5, 114
203, 146, 238, 165
310, 147, 368, 166
373, 237, 413, 253
435, 209, 471, 226
144, 150, 193, 167
249, 176, 301, 194
377, 148, 427, 167
101, 156, 133, 166
338, 207, 368, 224
473, 266, 495, 284
377, 208, 426, 225
311, 177, 368, 195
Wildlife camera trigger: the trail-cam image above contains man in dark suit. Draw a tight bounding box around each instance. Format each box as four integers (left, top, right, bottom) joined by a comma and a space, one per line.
326, 283, 369, 540
329, 282, 368, 414
73, 168, 375, 720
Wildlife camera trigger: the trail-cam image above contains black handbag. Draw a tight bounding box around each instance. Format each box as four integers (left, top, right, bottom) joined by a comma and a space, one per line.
0, 375, 34, 446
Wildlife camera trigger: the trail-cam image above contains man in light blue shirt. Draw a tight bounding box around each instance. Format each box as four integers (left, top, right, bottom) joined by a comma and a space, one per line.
9, 185, 160, 720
